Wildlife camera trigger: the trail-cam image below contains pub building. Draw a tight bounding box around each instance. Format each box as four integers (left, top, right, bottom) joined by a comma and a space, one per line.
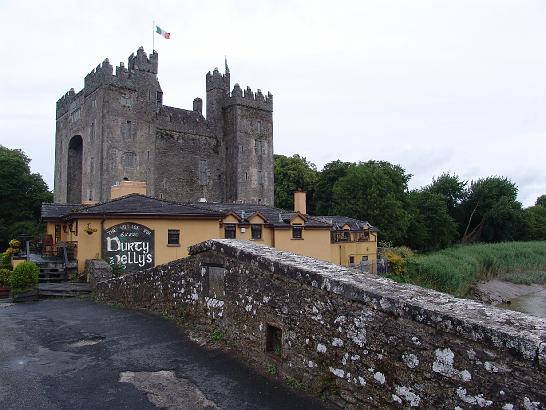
41, 181, 378, 273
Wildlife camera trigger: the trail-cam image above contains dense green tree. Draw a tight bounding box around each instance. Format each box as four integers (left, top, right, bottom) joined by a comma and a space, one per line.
536, 194, 546, 208
313, 160, 351, 215
424, 173, 466, 214
460, 177, 522, 243
522, 205, 546, 240
273, 154, 318, 210
406, 190, 458, 250
0, 146, 52, 249
330, 161, 411, 244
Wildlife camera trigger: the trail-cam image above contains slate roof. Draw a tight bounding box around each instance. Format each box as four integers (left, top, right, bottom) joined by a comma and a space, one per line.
42, 194, 223, 220
315, 215, 379, 232
41, 194, 376, 231
41, 203, 83, 220
191, 202, 332, 228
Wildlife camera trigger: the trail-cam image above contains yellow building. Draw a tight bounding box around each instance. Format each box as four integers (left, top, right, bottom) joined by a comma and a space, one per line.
42, 188, 378, 273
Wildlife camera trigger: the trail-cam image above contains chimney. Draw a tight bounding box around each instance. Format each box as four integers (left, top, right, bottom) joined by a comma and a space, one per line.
193, 97, 202, 114
111, 179, 147, 199
293, 190, 307, 215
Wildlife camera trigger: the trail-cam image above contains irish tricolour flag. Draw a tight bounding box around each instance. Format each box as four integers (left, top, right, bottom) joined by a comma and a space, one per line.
156, 25, 170, 39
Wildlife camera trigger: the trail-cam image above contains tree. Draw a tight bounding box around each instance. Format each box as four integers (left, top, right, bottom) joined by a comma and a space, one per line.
406, 190, 458, 251
460, 177, 522, 243
273, 154, 318, 210
522, 205, 546, 240
313, 160, 351, 215
0, 146, 53, 249
424, 173, 466, 215
536, 194, 546, 208
330, 161, 412, 245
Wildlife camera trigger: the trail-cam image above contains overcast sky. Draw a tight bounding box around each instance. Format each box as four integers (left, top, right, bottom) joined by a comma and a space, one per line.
1, 0, 545, 206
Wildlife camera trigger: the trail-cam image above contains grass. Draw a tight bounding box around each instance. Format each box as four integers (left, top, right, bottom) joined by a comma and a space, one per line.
401, 241, 546, 295
211, 329, 225, 342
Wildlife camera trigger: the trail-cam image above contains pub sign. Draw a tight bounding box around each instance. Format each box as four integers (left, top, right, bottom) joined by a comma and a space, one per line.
102, 223, 154, 271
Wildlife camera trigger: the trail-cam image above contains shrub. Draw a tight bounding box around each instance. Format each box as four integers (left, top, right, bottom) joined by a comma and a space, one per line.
382, 246, 414, 275
0, 268, 11, 286
0, 253, 12, 270
10, 261, 39, 291
107, 259, 125, 277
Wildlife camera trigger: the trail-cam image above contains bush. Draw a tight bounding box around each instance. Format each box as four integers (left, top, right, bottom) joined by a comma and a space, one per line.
0, 268, 11, 286
382, 246, 414, 275
0, 252, 11, 270
10, 261, 39, 291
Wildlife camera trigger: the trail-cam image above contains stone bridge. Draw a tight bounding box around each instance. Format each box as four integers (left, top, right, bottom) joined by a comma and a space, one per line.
96, 239, 546, 409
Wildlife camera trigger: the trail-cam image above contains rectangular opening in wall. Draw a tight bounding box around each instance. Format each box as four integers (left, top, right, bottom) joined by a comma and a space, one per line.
265, 324, 282, 356
251, 224, 262, 240
206, 264, 226, 298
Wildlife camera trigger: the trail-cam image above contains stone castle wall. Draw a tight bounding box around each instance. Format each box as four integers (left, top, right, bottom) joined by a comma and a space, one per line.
55, 48, 274, 205
96, 239, 546, 409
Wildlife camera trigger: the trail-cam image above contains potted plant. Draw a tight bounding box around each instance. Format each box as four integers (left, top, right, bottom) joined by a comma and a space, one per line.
0, 268, 11, 299
10, 261, 40, 302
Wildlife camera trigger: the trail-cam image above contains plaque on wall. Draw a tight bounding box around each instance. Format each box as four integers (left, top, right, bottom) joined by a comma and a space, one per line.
102, 222, 154, 271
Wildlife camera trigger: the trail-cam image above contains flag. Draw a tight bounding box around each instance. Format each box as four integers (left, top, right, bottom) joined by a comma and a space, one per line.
156, 25, 171, 39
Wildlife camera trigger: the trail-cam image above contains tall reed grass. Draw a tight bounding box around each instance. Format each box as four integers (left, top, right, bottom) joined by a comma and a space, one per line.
404, 241, 546, 295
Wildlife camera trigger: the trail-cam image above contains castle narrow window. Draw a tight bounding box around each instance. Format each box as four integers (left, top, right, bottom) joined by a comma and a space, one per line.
239, 144, 244, 153
120, 95, 133, 107
122, 152, 136, 168
245, 172, 248, 182
121, 121, 133, 140
90, 122, 95, 142
91, 98, 97, 108
251, 224, 262, 240
257, 121, 262, 134
292, 224, 303, 239
70, 108, 81, 122
255, 139, 260, 154
156, 91, 163, 105
90, 157, 94, 175
198, 159, 208, 185
168, 229, 180, 245
224, 224, 236, 239
257, 171, 263, 185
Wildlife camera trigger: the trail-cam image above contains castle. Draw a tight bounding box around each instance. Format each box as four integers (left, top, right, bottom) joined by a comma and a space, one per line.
54, 47, 274, 205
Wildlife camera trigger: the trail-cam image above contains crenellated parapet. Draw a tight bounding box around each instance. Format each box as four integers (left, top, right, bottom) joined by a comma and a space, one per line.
206, 67, 230, 93
84, 58, 114, 94
128, 46, 158, 74
225, 83, 273, 112
56, 88, 78, 118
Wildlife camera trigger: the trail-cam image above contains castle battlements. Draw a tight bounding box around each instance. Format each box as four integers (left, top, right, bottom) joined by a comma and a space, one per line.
206, 67, 230, 92
226, 83, 273, 111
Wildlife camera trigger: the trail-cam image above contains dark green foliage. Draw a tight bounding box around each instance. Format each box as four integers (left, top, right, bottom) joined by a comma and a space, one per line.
461, 177, 522, 243
312, 160, 351, 215
536, 194, 546, 208
331, 161, 411, 244
273, 154, 318, 210
0, 146, 53, 249
522, 206, 546, 240
406, 190, 458, 250
0, 253, 12, 270
0, 268, 11, 286
10, 261, 39, 291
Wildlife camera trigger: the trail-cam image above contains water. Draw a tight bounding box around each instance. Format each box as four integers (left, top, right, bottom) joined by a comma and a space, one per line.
499, 289, 546, 319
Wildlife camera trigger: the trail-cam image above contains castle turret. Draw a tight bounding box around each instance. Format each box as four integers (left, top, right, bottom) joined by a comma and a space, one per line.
205, 65, 230, 133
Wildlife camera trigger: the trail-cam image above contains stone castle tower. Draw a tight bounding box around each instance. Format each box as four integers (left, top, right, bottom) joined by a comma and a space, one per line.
54, 47, 274, 205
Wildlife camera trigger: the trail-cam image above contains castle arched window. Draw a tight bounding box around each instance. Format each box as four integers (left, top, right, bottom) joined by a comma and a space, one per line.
122, 152, 136, 168
70, 108, 81, 122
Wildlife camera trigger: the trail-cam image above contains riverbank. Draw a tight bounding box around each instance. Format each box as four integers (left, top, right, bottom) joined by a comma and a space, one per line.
470, 279, 545, 305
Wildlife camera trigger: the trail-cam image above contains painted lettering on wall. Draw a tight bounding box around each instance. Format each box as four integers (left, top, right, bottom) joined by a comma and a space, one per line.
102, 223, 154, 271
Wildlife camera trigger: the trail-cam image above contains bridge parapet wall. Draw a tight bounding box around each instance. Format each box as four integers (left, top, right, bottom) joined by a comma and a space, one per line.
96, 239, 546, 409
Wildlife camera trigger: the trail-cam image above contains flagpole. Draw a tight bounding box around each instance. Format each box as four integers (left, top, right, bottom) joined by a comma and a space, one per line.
152, 20, 155, 52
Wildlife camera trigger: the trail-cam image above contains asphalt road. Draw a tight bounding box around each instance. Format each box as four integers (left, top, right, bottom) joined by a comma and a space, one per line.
0, 299, 325, 410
